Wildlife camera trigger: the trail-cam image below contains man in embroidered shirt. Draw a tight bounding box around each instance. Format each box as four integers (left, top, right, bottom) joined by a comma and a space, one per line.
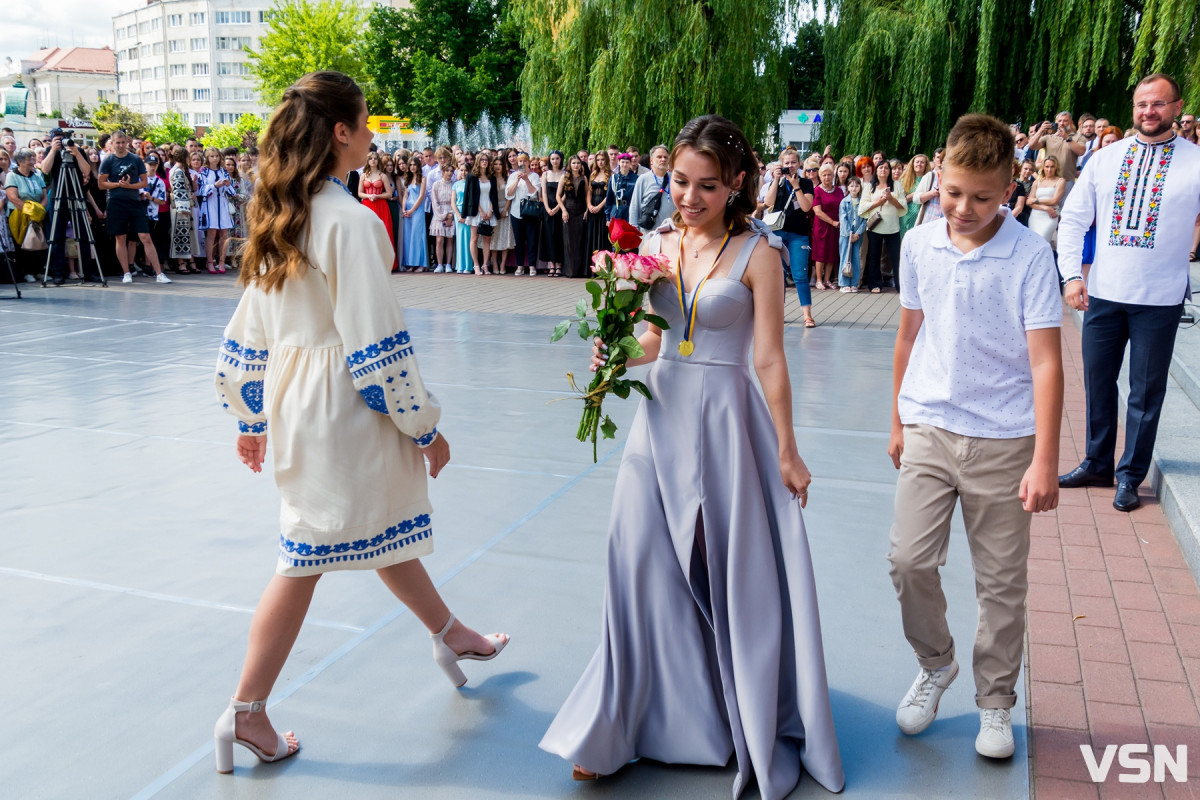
888, 113, 1063, 761
1057, 73, 1200, 512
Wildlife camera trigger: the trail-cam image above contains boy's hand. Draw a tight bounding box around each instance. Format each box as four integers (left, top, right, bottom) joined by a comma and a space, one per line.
1020, 462, 1059, 512
888, 425, 904, 469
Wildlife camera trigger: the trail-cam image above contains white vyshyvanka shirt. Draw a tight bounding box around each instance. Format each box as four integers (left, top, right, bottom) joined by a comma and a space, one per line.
1059, 134, 1200, 306
217, 180, 441, 576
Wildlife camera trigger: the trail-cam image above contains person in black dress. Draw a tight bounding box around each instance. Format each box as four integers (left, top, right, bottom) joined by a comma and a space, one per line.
584, 151, 612, 257
539, 150, 567, 275
558, 155, 589, 278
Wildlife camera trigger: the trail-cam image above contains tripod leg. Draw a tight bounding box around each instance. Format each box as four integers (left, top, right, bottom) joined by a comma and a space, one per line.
1, 249, 21, 299
66, 166, 107, 286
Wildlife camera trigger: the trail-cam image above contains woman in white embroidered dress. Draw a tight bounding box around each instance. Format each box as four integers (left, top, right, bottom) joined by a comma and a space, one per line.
212, 71, 509, 775
198, 147, 235, 273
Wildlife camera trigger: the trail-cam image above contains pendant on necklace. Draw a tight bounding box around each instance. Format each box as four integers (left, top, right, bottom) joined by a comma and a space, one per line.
678, 340, 695, 357
691, 249, 699, 258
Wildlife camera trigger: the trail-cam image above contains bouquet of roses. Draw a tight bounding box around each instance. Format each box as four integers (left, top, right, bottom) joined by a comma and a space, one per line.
551, 218, 674, 461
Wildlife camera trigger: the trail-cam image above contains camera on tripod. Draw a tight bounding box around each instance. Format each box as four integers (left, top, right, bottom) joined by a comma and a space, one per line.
49, 127, 77, 158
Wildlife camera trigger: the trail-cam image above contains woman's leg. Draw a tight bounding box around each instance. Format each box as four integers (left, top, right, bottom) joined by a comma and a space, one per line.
481, 235, 491, 273
865, 231, 883, 290
218, 229, 230, 268
376, 560, 503, 655
470, 225, 482, 273
883, 233, 902, 290
783, 232, 813, 322
230, 573, 321, 754
513, 219, 527, 273
205, 228, 217, 271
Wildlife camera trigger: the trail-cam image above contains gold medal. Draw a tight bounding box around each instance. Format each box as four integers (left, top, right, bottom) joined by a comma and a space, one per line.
674, 225, 732, 363
678, 340, 695, 357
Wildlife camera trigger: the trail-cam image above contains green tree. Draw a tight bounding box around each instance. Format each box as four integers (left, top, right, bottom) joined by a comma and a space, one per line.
822, 0, 1199, 157
200, 114, 266, 150
146, 110, 195, 146
785, 18, 825, 110
248, 0, 377, 107
512, 0, 790, 154
69, 100, 90, 120
362, 0, 523, 132
91, 101, 148, 137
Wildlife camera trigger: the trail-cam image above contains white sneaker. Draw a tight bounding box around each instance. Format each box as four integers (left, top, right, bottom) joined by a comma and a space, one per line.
976, 708, 1015, 758
432, 265, 442, 273
896, 660, 959, 735
155, 273, 172, 284
122, 272, 133, 284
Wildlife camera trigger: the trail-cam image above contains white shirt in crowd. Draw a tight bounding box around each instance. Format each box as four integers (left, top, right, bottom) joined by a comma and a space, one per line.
506, 169, 541, 219
1058, 135, 1200, 307
898, 211, 1063, 439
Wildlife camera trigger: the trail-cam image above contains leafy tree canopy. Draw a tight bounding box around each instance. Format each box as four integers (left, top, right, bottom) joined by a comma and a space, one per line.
201, 114, 265, 150
91, 101, 148, 137
512, 0, 791, 155
785, 17, 825, 110
146, 110, 195, 146
362, 0, 523, 131
248, 0, 381, 109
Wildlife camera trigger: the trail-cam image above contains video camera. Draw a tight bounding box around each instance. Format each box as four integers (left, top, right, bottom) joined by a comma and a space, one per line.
49, 127, 77, 149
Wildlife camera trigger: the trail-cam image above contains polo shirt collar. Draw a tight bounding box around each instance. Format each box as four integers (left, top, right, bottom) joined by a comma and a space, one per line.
929, 209, 1019, 261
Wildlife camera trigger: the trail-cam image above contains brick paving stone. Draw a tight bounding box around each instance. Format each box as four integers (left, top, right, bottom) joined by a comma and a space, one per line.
1029, 582, 1074, 614
1080, 660, 1140, 706
1086, 700, 1149, 746
1172, 623, 1200, 660
1032, 681, 1090, 729
1062, 522, 1103, 547
1030, 641, 1084, 685
1031, 557, 1069, 586
1069, 568, 1116, 598
1076, 625, 1131, 664
1140, 680, 1200, 727
1095, 513, 1135, 535
1146, 723, 1200, 779
1100, 782, 1165, 800
1031, 535, 1065, 561
1066, 545, 1110, 572
1160, 592, 1200, 626
1036, 777, 1101, 800
1031, 610, 1080, 647
1072, 594, 1123, 629
1031, 514, 1062, 537
1120, 609, 1176, 645
1104, 555, 1154, 584
1152, 567, 1200, 596
1142, 538, 1194, 570
1099, 533, 1144, 559
1060, 504, 1100, 526
1129, 642, 1189, 684
1032, 725, 1098, 782
1111, 580, 1163, 613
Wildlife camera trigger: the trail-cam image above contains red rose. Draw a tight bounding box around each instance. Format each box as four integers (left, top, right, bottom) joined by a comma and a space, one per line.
608, 218, 643, 252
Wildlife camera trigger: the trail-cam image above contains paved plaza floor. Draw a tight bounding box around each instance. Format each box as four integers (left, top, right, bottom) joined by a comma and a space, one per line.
0, 273, 1195, 799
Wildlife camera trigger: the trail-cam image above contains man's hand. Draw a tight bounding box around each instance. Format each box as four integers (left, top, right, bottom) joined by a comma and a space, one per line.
1065, 279, 1089, 311
50, 137, 63, 153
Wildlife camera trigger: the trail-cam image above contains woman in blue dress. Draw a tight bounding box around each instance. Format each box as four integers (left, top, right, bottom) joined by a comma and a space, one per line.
452, 163, 471, 274
403, 153, 428, 269
540, 116, 845, 799
198, 147, 235, 273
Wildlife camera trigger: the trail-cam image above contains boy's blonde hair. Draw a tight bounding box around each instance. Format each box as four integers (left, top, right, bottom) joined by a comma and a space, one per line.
944, 114, 1015, 175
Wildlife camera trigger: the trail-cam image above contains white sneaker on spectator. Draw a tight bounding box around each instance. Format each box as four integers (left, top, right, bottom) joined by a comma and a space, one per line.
156, 273, 172, 284
975, 708, 1014, 758
122, 272, 133, 284
896, 660, 958, 735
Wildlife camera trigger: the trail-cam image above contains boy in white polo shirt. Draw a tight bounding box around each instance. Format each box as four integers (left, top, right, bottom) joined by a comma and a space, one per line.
887, 114, 1064, 759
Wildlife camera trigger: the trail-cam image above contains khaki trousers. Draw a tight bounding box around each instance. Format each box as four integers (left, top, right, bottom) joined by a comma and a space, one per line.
888, 423, 1036, 709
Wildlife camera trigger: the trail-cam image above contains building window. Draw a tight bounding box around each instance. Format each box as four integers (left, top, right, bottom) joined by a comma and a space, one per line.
127, 25, 137, 37
219, 112, 240, 124
216, 61, 251, 76
218, 88, 254, 101
168, 14, 183, 27
142, 91, 154, 102
151, 18, 160, 30
193, 88, 210, 101
180, 112, 190, 123
189, 12, 205, 25
116, 28, 124, 40
141, 68, 152, 79
258, 10, 275, 23
170, 64, 186, 77
215, 36, 252, 51
195, 112, 211, 125
154, 66, 165, 78
169, 39, 185, 53
191, 38, 207, 51
139, 21, 150, 34
155, 90, 166, 102
152, 42, 164, 55
171, 88, 187, 101
127, 48, 138, 60
140, 45, 151, 57
192, 62, 210, 76
97, 90, 108, 102
215, 10, 252, 24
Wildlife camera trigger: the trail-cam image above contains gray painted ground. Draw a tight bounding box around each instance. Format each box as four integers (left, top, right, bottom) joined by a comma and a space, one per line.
0, 289, 1028, 799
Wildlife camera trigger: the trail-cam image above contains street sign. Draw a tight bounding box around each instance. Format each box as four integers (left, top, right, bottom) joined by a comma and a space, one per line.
367, 115, 415, 135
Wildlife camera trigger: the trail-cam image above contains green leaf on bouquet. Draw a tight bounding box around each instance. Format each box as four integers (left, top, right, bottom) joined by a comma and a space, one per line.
612, 380, 631, 399
577, 321, 592, 340
618, 335, 645, 359
575, 298, 588, 319
551, 319, 571, 342
613, 289, 635, 308
632, 309, 646, 323
600, 415, 617, 439
585, 281, 602, 305
644, 313, 670, 329
629, 380, 652, 400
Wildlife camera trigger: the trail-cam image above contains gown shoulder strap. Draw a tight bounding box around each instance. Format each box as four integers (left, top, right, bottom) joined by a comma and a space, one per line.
726, 232, 765, 283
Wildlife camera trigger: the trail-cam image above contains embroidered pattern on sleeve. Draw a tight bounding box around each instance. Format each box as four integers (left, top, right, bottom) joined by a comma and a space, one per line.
412, 428, 438, 447
221, 338, 269, 371
238, 420, 267, 434
345, 329, 414, 379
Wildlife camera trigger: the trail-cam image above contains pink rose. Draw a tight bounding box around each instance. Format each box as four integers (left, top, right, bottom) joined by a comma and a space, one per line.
611, 253, 634, 280
590, 251, 611, 274
632, 253, 671, 283
615, 278, 637, 292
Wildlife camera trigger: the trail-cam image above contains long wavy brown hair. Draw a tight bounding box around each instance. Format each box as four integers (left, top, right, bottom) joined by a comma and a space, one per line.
240, 71, 364, 292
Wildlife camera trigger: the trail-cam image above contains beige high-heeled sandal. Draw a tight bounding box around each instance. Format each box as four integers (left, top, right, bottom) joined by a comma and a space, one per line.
213, 697, 299, 773
430, 613, 509, 688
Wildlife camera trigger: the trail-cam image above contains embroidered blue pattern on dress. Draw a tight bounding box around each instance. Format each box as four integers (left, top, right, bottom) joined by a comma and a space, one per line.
221, 338, 269, 371
239, 420, 267, 434
278, 513, 432, 568
345, 330, 415, 379
359, 385, 388, 414
241, 380, 264, 414
412, 428, 438, 447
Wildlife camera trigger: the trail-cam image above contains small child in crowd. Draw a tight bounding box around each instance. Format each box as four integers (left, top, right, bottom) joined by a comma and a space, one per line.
838, 176, 865, 292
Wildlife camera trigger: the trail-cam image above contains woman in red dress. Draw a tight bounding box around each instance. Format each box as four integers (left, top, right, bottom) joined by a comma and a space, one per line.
358, 151, 397, 271
810, 162, 844, 290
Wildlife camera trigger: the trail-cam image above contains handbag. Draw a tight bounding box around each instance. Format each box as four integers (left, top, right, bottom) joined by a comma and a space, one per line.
841, 247, 853, 278
20, 221, 47, 251
637, 188, 664, 231
866, 211, 883, 231
520, 197, 545, 219
22, 200, 47, 224
477, 222, 494, 236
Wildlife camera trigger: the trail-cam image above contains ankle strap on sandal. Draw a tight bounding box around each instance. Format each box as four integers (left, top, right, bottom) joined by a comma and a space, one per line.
230, 697, 266, 713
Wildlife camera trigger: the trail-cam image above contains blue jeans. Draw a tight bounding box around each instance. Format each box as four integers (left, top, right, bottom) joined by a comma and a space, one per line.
837, 235, 861, 288
778, 231, 811, 306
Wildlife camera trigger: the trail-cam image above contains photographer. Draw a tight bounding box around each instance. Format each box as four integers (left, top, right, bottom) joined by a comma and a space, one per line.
764, 146, 816, 327
39, 127, 95, 285
98, 130, 170, 284
1026, 111, 1086, 193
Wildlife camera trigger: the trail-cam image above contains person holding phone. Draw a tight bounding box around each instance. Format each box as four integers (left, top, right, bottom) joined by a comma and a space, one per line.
98, 129, 170, 284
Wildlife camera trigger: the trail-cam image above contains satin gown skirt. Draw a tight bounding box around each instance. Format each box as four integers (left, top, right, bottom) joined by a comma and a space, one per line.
540, 246, 845, 799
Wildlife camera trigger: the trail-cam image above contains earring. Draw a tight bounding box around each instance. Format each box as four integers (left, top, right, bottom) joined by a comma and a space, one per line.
726, 190, 740, 207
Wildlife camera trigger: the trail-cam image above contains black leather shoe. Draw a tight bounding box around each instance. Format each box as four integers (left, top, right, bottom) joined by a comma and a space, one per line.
1113, 482, 1141, 512
1058, 464, 1115, 489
